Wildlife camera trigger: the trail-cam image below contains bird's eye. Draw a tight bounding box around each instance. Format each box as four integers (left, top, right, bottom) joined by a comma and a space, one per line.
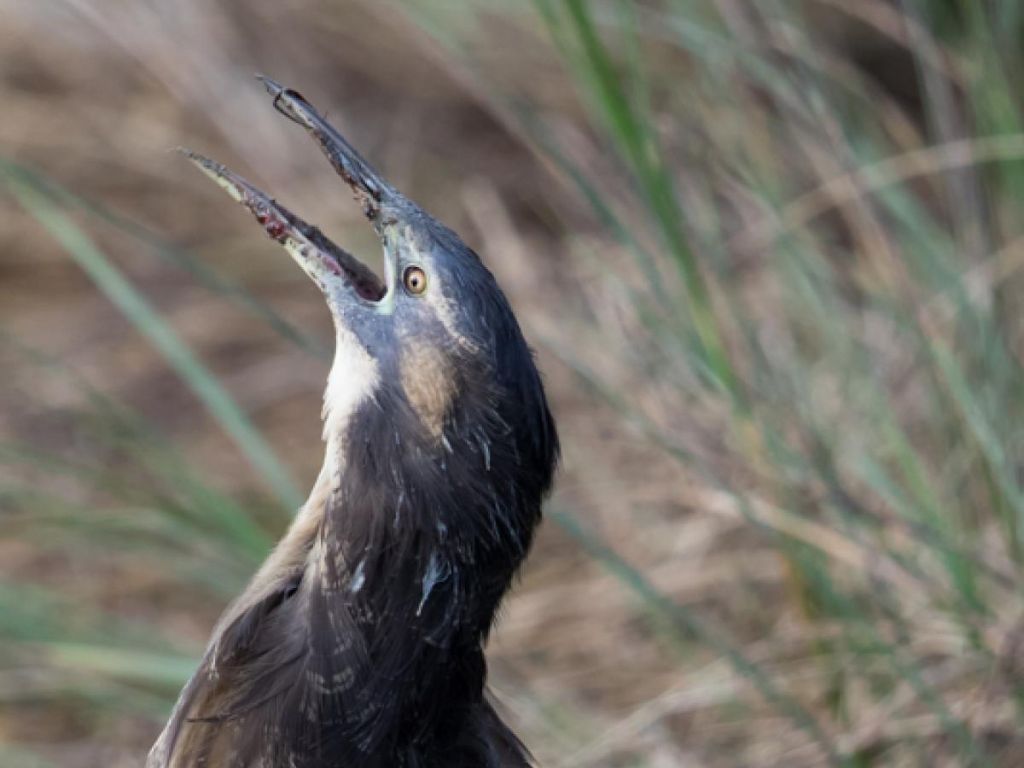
403, 265, 428, 296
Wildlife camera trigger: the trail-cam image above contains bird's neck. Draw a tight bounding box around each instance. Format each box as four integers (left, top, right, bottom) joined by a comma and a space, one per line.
314, 352, 541, 645
316, 425, 534, 651
186, 339, 554, 764
284, 425, 532, 758
275, 339, 549, 757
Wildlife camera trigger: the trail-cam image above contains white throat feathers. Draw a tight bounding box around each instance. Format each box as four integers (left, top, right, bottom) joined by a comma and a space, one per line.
322, 324, 380, 470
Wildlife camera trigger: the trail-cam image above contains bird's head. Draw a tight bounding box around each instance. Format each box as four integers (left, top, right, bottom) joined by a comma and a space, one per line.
183, 79, 557, 544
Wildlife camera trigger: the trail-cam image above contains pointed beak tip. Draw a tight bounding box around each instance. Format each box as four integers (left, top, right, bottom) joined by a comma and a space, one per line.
178, 149, 218, 180
255, 73, 285, 98
175, 146, 211, 170
176, 148, 246, 205
251, 78, 387, 207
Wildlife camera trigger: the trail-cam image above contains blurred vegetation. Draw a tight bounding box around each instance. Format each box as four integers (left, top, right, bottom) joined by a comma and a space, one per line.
3, 1, 1024, 766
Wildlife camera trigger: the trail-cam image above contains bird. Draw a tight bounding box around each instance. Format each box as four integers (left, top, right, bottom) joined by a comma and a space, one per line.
148, 76, 559, 768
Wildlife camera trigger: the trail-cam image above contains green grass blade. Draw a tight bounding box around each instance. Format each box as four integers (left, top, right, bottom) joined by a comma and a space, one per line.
539, 0, 736, 396
549, 506, 848, 767
1, 168, 303, 512
0, 746, 59, 768
0, 158, 329, 359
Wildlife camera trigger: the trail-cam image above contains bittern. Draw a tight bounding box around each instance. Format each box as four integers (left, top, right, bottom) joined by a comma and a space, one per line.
148, 77, 558, 768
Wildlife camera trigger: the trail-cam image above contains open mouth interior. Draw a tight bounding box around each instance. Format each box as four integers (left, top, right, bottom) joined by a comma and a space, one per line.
287, 211, 387, 303
333, 251, 386, 303
181, 149, 387, 304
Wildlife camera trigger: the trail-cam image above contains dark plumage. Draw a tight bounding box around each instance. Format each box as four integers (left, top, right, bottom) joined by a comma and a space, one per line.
148, 78, 558, 768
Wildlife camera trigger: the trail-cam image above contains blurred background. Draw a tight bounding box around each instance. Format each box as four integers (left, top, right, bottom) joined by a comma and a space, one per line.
3, 1, 1024, 766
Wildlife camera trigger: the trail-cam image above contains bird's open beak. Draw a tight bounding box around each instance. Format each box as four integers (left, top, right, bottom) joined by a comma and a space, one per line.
180, 76, 396, 306
258, 76, 390, 224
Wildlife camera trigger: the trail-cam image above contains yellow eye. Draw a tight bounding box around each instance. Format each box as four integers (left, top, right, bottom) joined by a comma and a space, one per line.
403, 265, 428, 296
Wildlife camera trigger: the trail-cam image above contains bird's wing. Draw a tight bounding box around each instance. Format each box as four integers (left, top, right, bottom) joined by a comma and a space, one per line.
149, 559, 393, 767
148, 567, 313, 767
147, 469, 376, 768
